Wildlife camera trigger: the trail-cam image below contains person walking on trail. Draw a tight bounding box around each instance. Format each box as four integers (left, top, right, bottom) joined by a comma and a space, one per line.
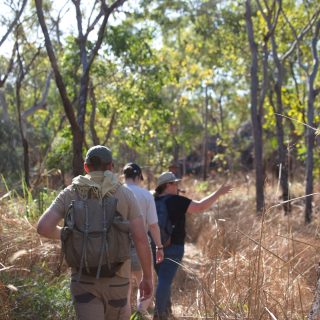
122, 163, 164, 318
152, 171, 232, 320
37, 145, 153, 320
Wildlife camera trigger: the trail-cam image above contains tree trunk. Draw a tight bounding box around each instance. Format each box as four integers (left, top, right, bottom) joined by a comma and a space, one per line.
35, 0, 84, 176
202, 85, 209, 181
259, 0, 291, 214
89, 81, 100, 145
305, 20, 320, 224
245, 0, 265, 213
103, 110, 116, 145
271, 52, 291, 214
16, 81, 30, 187
35, 0, 126, 176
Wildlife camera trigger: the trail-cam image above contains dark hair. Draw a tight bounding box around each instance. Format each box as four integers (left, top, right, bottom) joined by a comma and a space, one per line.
124, 170, 142, 180
123, 163, 143, 180
154, 183, 168, 197
86, 156, 110, 171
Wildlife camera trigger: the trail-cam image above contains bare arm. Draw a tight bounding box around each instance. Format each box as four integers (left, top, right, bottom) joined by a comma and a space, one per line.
148, 223, 161, 247
187, 184, 232, 214
130, 215, 153, 299
37, 209, 63, 240
148, 223, 164, 263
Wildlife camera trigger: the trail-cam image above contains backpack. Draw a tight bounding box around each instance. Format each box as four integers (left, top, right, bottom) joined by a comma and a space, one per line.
154, 195, 174, 247
60, 187, 130, 280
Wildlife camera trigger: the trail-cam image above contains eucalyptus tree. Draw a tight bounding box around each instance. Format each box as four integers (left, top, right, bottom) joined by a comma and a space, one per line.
12, 22, 53, 187
304, 19, 320, 223
35, 0, 126, 176
245, 0, 265, 213
282, 3, 319, 221
135, 0, 247, 175
280, 4, 320, 222
99, 19, 181, 168
0, 0, 30, 182
0, 0, 27, 129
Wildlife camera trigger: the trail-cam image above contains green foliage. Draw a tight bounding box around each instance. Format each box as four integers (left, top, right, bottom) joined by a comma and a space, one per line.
0, 121, 21, 182
130, 311, 145, 320
0, 0, 319, 181
7, 271, 74, 320
46, 129, 73, 175
195, 181, 210, 193
30, 187, 59, 219
1, 174, 58, 220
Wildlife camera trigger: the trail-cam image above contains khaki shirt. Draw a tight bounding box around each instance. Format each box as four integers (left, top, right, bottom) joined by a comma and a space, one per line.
48, 183, 141, 278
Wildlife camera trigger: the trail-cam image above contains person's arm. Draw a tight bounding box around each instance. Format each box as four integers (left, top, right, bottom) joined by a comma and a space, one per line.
130, 215, 153, 300
37, 209, 63, 240
187, 184, 232, 214
148, 223, 164, 263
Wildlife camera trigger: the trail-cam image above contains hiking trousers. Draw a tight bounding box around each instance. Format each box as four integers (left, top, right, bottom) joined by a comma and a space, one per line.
70, 273, 129, 320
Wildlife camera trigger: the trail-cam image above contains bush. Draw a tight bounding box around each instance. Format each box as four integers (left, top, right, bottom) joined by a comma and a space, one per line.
8, 271, 75, 320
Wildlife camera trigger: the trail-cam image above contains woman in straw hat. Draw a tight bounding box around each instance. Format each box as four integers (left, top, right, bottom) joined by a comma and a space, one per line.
152, 172, 232, 319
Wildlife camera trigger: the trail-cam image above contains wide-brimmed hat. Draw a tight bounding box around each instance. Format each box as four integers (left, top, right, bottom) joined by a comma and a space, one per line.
85, 145, 112, 164
156, 171, 181, 188
123, 162, 144, 180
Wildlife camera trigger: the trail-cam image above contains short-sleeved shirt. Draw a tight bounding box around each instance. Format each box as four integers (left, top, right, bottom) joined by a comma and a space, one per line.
47, 180, 141, 279
155, 195, 191, 246
124, 183, 158, 231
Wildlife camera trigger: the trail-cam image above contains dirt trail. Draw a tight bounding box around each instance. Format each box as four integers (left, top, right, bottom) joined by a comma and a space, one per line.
171, 242, 210, 319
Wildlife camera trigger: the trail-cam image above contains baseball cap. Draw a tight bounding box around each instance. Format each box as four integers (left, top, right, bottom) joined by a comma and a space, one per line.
85, 145, 112, 164
156, 171, 181, 188
123, 162, 144, 180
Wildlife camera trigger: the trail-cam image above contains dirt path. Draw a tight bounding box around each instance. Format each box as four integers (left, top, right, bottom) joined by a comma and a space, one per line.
171, 242, 209, 319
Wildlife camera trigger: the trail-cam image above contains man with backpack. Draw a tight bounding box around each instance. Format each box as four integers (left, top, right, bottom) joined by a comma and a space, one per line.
122, 163, 164, 318
152, 171, 232, 319
37, 145, 153, 320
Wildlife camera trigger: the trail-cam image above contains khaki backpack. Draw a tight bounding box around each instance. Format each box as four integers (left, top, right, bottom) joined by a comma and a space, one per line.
60, 186, 130, 280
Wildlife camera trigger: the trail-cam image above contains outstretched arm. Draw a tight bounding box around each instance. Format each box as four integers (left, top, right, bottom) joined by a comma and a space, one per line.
187, 184, 232, 214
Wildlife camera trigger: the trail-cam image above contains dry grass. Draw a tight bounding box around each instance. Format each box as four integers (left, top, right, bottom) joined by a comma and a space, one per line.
170, 173, 320, 319
0, 194, 67, 319
1, 172, 320, 319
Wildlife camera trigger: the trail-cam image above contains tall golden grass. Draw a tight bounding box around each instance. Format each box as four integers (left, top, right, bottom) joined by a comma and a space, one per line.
170, 173, 320, 319
0, 189, 64, 319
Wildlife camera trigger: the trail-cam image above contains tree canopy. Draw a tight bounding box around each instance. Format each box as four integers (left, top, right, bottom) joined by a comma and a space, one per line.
0, 0, 319, 218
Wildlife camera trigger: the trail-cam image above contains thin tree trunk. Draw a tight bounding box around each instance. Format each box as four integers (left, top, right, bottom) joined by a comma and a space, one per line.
35, 0, 126, 175
103, 110, 116, 145
0, 0, 27, 47
280, 5, 320, 219
258, 0, 291, 214
35, 0, 84, 176
305, 20, 320, 224
15, 43, 41, 187
16, 81, 30, 187
89, 80, 100, 145
245, 0, 265, 214
202, 85, 209, 181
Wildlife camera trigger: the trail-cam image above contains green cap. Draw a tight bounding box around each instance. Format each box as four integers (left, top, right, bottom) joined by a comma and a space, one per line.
85, 145, 112, 164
